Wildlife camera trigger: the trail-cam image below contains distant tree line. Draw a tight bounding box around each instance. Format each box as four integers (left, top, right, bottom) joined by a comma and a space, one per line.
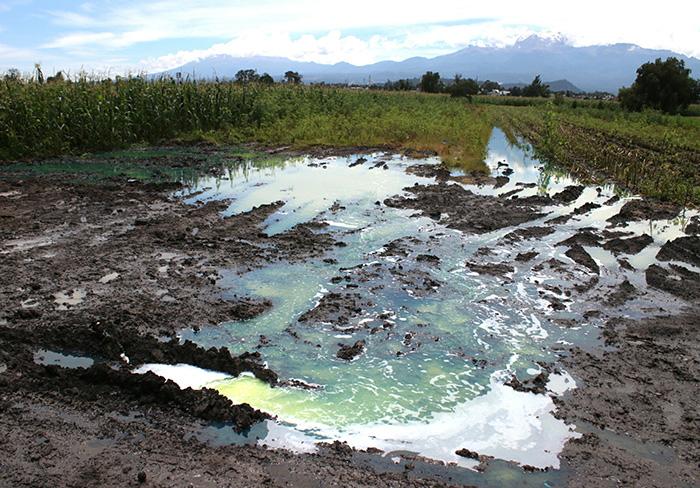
375, 72, 551, 99
5, 56, 697, 115
233, 69, 302, 85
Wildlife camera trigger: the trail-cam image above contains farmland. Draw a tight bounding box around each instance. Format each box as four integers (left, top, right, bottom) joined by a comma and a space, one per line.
2, 77, 699, 204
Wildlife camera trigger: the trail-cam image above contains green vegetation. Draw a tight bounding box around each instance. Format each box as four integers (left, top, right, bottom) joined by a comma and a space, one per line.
619, 57, 699, 114
419, 71, 442, 94
489, 102, 700, 205
447, 75, 480, 99
2, 68, 699, 204
284, 71, 303, 85
509, 75, 551, 98
0, 75, 492, 170
234, 69, 274, 85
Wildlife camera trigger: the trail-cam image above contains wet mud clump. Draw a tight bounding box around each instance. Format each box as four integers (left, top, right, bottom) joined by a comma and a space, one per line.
336, 340, 366, 360
383, 183, 545, 234
602, 234, 653, 255
515, 251, 539, 262
646, 264, 700, 301
552, 185, 584, 203
55, 364, 268, 430
501, 226, 556, 243
657, 236, 700, 267
557, 230, 603, 248
404, 163, 451, 181
565, 245, 600, 274
505, 371, 549, 395
605, 280, 637, 306
607, 199, 680, 225
571, 202, 601, 215
298, 292, 373, 327
686, 216, 700, 235
465, 261, 514, 277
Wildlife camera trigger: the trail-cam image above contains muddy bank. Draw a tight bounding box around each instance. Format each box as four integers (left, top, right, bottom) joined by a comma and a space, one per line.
0, 384, 444, 488
556, 310, 699, 487
0, 177, 335, 338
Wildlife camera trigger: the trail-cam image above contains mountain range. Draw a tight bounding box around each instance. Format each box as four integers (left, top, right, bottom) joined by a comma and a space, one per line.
155, 35, 700, 93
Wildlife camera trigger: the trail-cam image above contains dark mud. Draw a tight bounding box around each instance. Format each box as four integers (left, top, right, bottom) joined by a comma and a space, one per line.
501, 226, 556, 243
298, 291, 373, 327
337, 340, 366, 360
646, 264, 700, 301
505, 371, 549, 395
2, 147, 700, 487
558, 230, 603, 248
555, 311, 700, 487
384, 182, 545, 234
602, 234, 654, 255
657, 236, 700, 267
465, 261, 514, 277
605, 280, 637, 306
607, 199, 680, 225
564, 245, 600, 274
686, 216, 700, 235
552, 185, 585, 203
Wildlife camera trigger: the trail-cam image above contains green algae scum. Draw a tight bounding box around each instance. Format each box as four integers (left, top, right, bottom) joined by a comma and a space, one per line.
129, 128, 697, 479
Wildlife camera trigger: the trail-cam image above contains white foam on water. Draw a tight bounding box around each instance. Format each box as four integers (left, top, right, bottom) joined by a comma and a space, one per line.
134, 363, 231, 390
269, 371, 578, 469
324, 220, 358, 229
131, 363, 578, 469
260, 421, 318, 454
546, 370, 576, 396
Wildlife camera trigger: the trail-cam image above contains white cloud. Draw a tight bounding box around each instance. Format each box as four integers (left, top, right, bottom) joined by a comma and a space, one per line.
26, 1, 700, 71
43, 32, 116, 49
0, 43, 42, 64
139, 31, 396, 72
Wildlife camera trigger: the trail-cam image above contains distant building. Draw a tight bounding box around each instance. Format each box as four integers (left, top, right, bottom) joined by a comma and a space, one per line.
488, 89, 510, 96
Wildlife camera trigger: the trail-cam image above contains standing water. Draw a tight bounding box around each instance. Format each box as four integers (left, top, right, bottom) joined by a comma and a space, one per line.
137, 129, 696, 471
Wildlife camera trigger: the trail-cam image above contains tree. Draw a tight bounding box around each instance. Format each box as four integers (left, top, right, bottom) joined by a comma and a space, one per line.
419, 71, 442, 93
34, 63, 44, 84
522, 75, 550, 97
619, 57, 699, 114
46, 71, 65, 84
259, 73, 274, 85
235, 69, 260, 84
447, 75, 479, 99
3, 68, 22, 82
480, 80, 501, 93
384, 78, 415, 91
284, 71, 302, 84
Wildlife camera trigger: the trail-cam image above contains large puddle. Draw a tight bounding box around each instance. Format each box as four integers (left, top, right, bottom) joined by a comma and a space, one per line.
139, 129, 697, 472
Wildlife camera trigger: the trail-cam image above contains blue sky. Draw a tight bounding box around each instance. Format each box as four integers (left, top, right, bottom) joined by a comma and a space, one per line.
1, 1, 699, 74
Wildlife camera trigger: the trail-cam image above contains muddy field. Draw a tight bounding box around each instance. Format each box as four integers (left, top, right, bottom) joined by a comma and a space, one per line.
1, 142, 698, 487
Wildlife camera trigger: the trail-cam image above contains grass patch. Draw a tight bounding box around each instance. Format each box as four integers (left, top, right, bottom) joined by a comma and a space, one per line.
0, 79, 492, 173
486, 103, 700, 205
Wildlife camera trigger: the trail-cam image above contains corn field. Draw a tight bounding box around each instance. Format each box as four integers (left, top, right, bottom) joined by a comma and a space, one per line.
0, 76, 492, 169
